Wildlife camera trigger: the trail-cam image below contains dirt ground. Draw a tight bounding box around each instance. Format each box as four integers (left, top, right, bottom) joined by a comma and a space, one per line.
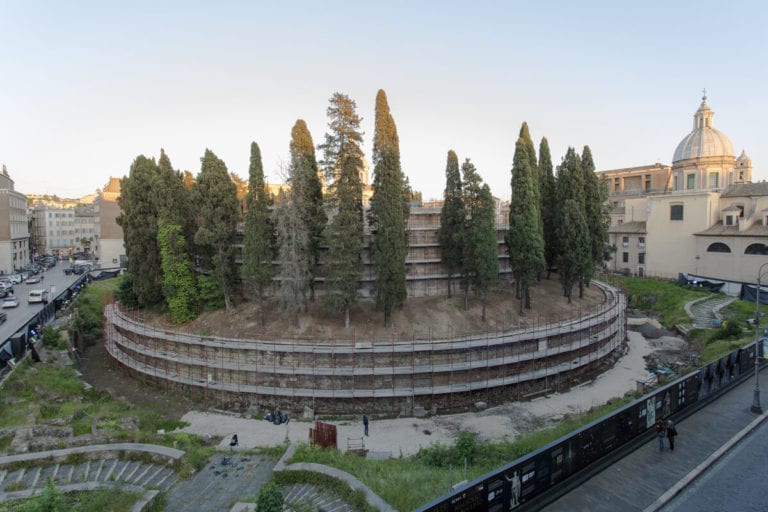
78, 278, 605, 419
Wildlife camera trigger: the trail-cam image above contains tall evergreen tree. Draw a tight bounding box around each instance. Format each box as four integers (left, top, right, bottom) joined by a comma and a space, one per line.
319, 93, 365, 328
469, 183, 499, 320
581, 146, 610, 274
156, 149, 195, 251
242, 142, 275, 325
274, 190, 311, 327
117, 155, 163, 307
369, 89, 409, 327
555, 148, 590, 301
192, 149, 240, 312
290, 120, 326, 301
558, 199, 591, 303
439, 150, 464, 298
506, 136, 546, 313
538, 138, 558, 279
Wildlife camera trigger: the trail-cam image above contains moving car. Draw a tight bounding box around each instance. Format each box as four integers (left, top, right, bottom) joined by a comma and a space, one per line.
25, 275, 42, 284
28, 289, 49, 305
2, 296, 19, 308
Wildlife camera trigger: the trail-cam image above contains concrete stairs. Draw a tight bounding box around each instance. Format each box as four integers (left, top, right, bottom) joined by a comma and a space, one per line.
0, 459, 178, 497
687, 295, 736, 329
283, 482, 355, 512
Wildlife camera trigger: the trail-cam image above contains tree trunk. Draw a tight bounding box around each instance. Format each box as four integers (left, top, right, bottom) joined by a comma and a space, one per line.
384, 305, 391, 328
482, 294, 487, 321
515, 279, 521, 300
344, 305, 350, 329
464, 288, 469, 311
525, 283, 531, 309
579, 282, 584, 298
447, 277, 452, 298
546, 267, 552, 280
258, 286, 265, 327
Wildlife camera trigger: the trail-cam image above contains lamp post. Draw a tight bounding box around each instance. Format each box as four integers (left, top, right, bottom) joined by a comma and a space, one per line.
750, 262, 768, 414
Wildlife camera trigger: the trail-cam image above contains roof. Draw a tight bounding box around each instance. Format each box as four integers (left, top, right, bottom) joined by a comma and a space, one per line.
673, 97, 734, 162
608, 221, 646, 234
695, 221, 768, 237
721, 205, 742, 212
720, 182, 768, 198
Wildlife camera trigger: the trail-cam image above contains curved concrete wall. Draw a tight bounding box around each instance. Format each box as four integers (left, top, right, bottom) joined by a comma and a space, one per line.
103, 283, 626, 415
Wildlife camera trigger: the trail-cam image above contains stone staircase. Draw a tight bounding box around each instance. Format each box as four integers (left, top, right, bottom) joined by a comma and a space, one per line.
0, 459, 178, 498
283, 483, 356, 512
688, 295, 736, 329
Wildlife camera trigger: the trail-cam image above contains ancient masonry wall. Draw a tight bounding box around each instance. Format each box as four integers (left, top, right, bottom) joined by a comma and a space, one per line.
103, 283, 626, 416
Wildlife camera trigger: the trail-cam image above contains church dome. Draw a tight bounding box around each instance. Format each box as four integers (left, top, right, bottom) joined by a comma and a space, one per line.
672, 95, 734, 163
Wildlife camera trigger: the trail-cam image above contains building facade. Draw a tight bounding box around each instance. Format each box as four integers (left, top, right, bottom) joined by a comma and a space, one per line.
601, 95, 767, 286
0, 165, 30, 273
95, 177, 125, 268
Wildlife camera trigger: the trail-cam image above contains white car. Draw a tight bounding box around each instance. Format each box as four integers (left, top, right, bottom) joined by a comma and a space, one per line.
2, 296, 19, 308
6, 274, 23, 284
25, 275, 42, 284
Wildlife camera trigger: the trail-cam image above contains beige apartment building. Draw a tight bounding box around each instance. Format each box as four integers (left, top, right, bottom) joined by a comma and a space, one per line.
95, 177, 125, 268
0, 165, 30, 273
601, 95, 767, 287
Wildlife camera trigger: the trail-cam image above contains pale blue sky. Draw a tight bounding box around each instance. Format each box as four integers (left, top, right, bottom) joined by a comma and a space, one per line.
1, 1, 766, 200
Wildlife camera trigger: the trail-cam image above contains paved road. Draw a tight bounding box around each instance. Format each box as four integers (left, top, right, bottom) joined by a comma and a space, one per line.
0, 262, 82, 341
545, 368, 768, 512
660, 410, 768, 512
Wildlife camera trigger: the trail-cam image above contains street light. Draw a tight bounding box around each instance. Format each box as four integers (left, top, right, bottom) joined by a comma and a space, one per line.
750, 262, 768, 414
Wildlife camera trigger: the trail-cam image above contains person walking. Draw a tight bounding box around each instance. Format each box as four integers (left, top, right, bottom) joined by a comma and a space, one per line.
363, 414, 369, 436
655, 418, 666, 451
666, 419, 677, 451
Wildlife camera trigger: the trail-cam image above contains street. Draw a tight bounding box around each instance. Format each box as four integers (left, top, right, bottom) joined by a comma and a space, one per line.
661, 411, 768, 512
0, 262, 83, 342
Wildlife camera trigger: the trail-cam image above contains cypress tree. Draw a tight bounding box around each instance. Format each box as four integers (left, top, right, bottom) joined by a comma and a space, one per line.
506, 136, 546, 313
539, 138, 558, 279
439, 150, 464, 298
369, 89, 409, 327
274, 190, 311, 327
192, 149, 240, 312
459, 159, 492, 311
471, 183, 499, 320
156, 149, 195, 253
290, 120, 325, 301
242, 142, 275, 325
117, 155, 163, 307
319, 93, 365, 328
582, 146, 610, 275
555, 148, 590, 301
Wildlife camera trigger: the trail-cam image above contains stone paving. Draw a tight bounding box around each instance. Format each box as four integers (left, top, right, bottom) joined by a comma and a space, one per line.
544, 368, 768, 512
164, 453, 275, 512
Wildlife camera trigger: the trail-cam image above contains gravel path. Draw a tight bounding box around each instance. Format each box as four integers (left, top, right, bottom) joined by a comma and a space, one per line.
177, 329, 659, 457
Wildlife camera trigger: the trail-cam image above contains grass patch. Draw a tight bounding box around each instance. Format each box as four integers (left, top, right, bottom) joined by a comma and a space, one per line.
609, 276, 711, 328
289, 396, 636, 511
0, 485, 141, 512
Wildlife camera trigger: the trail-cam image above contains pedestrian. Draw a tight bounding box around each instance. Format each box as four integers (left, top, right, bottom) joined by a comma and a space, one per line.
363, 414, 369, 436
656, 418, 666, 451
667, 419, 677, 451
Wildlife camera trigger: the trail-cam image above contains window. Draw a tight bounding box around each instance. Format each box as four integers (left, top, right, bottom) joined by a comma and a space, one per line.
707, 243, 731, 253
638, 252, 645, 264
622, 252, 629, 263
638, 237, 645, 248
745, 243, 768, 255
686, 174, 695, 189
670, 204, 684, 220
674, 175, 679, 190
622, 236, 629, 247
645, 175, 651, 192
614, 177, 620, 191
709, 173, 719, 188
725, 215, 734, 226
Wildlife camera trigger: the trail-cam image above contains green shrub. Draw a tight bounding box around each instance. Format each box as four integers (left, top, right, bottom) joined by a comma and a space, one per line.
43, 326, 68, 350
256, 481, 284, 512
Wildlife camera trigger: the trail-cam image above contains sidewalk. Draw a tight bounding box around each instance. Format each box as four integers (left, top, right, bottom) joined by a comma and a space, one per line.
544, 368, 768, 511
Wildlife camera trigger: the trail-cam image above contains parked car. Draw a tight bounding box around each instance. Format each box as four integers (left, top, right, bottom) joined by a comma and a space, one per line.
0, 312, 6, 324
25, 275, 42, 284
6, 274, 23, 284
2, 296, 19, 308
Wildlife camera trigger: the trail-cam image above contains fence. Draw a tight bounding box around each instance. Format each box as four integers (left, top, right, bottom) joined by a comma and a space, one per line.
102, 282, 627, 415
415, 339, 763, 512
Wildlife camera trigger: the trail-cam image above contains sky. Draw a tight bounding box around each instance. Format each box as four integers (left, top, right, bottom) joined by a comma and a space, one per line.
1, 1, 767, 201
